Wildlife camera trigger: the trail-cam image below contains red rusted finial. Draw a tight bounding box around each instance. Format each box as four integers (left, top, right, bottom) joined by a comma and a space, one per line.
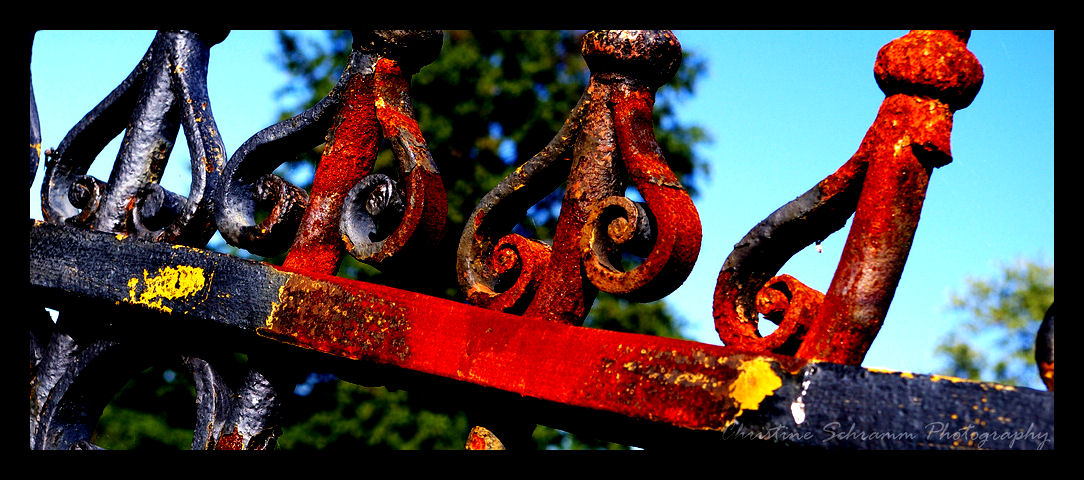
714, 31, 983, 365
795, 30, 984, 365
580, 30, 682, 89
874, 30, 984, 112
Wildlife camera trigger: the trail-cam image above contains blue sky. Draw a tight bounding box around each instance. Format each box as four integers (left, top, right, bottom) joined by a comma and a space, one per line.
29, 30, 1054, 385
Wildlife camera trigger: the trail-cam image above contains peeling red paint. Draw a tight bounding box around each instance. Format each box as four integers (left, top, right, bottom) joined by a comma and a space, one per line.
518, 79, 617, 325
465, 426, 505, 450
796, 31, 982, 365
466, 233, 551, 313
282, 38, 446, 275
460, 30, 699, 326
713, 30, 983, 366
282, 69, 379, 276
258, 263, 809, 432
213, 426, 244, 450
587, 86, 701, 303
261, 269, 411, 364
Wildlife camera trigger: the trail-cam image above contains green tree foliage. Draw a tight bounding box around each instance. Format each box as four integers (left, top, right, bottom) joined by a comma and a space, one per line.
91, 362, 196, 449
275, 377, 472, 450
93, 30, 709, 450
934, 257, 1054, 389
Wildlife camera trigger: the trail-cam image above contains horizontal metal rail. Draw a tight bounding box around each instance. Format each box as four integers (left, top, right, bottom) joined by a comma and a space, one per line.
29, 220, 1054, 449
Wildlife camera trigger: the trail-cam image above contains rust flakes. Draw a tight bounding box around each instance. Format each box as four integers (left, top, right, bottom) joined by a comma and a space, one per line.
213, 426, 244, 450
258, 272, 410, 363
465, 426, 506, 450
591, 345, 795, 430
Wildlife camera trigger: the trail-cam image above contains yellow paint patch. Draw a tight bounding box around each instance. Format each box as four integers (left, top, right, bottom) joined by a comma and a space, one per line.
264, 280, 290, 327
126, 265, 207, 313
728, 357, 782, 411
929, 374, 978, 384
866, 367, 916, 379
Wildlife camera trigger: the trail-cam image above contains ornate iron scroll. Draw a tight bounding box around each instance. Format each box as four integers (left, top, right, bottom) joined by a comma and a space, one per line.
39, 30, 229, 246
215, 30, 446, 275
457, 30, 701, 326
713, 30, 985, 365
30, 30, 286, 451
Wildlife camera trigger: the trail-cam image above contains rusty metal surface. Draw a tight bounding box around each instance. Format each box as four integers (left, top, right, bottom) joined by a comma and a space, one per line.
714, 30, 985, 366
458, 30, 700, 325
28, 220, 1054, 449
31, 29, 229, 451
454, 30, 701, 447
216, 30, 445, 273
465, 426, 506, 450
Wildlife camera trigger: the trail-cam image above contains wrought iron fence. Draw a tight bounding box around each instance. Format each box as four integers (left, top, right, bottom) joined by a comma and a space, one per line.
28, 29, 1053, 450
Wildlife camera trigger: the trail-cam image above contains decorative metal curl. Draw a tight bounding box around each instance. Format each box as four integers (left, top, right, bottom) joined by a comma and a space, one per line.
31, 30, 235, 451
186, 356, 282, 450
30, 31, 290, 451
713, 30, 984, 364
40, 30, 229, 246
457, 30, 702, 324
340, 173, 405, 259
30, 333, 136, 450
215, 30, 445, 275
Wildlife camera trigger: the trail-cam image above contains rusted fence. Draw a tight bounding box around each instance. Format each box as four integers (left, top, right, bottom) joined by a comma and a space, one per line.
28, 29, 1054, 450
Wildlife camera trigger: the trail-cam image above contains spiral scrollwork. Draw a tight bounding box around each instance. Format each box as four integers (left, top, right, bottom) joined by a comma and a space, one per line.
40, 30, 227, 246
214, 50, 360, 259
340, 173, 404, 258
216, 30, 445, 274
458, 30, 701, 324
338, 32, 446, 267
64, 174, 108, 226
584, 196, 656, 262
29, 31, 294, 451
